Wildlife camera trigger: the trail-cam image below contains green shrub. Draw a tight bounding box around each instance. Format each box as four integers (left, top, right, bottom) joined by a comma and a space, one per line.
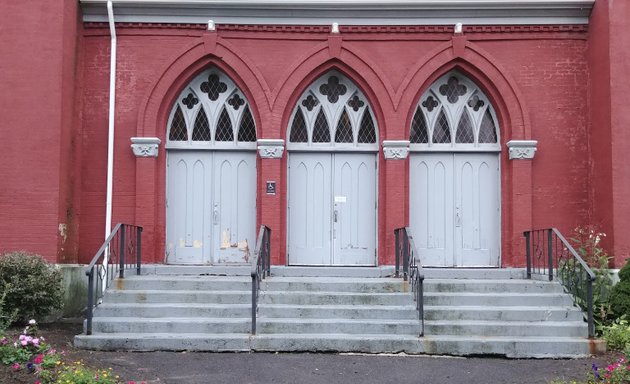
600, 317, 630, 351
0, 287, 17, 333
610, 281, 630, 319
618, 259, 630, 282
0, 252, 64, 323
610, 260, 630, 319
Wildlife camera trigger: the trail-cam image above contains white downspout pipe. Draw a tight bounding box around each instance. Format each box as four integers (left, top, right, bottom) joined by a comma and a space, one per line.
105, 0, 116, 241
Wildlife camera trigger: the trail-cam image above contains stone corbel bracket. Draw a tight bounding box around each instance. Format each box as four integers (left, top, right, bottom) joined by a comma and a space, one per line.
382, 140, 410, 160
506, 140, 538, 160
257, 139, 285, 159
131, 137, 161, 158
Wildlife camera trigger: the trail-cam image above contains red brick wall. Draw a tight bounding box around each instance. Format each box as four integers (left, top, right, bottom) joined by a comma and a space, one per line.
588, 0, 630, 267
75, 24, 593, 266
0, 0, 81, 262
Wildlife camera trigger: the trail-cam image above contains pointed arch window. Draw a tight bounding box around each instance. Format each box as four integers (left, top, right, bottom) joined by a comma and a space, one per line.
410, 71, 500, 150
287, 71, 378, 150
166, 68, 257, 149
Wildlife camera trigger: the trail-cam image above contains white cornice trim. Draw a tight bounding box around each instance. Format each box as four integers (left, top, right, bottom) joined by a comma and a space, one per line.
80, 0, 594, 25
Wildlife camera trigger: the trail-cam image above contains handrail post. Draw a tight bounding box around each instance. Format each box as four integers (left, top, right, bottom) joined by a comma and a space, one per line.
136, 227, 142, 275
419, 275, 424, 336
86, 267, 95, 335
119, 224, 126, 278
587, 278, 594, 338
525, 231, 531, 279
251, 273, 257, 335
395, 229, 400, 278
547, 229, 553, 281
403, 231, 409, 281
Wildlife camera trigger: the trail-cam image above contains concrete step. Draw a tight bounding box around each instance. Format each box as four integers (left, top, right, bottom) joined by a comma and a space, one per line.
250, 333, 423, 354
258, 304, 418, 320
423, 305, 584, 321
261, 291, 411, 306
93, 303, 251, 318
142, 265, 251, 276
424, 279, 565, 294
104, 290, 251, 304
262, 277, 406, 293
257, 318, 421, 335
421, 268, 527, 279
424, 320, 588, 338
114, 275, 252, 291
423, 292, 574, 306
74, 333, 251, 351
270, 266, 395, 278
420, 335, 604, 358
88, 317, 250, 334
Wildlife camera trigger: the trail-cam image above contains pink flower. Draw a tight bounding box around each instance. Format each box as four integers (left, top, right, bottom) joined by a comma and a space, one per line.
33, 354, 44, 364
35, 381, 41, 384
32, 338, 40, 346
12, 363, 20, 370
21, 339, 28, 346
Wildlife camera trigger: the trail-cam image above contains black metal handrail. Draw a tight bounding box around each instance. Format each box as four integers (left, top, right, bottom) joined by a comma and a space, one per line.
251, 225, 271, 335
394, 227, 425, 336
85, 223, 143, 335
524, 228, 595, 337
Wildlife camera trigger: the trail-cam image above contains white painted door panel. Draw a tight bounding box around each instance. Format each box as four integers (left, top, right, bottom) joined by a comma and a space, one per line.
166, 151, 211, 264
454, 154, 500, 266
213, 152, 257, 264
410, 154, 453, 266
166, 151, 256, 264
333, 153, 376, 265
288, 153, 333, 265
288, 153, 376, 266
410, 153, 499, 267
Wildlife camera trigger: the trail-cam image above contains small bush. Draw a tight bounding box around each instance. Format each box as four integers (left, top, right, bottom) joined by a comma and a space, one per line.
610, 260, 630, 319
0, 252, 64, 323
600, 317, 630, 351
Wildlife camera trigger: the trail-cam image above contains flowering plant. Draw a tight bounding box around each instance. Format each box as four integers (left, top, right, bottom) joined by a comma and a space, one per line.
589, 357, 630, 384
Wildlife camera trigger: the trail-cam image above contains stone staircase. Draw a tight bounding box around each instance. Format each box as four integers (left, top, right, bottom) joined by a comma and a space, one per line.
74, 266, 604, 357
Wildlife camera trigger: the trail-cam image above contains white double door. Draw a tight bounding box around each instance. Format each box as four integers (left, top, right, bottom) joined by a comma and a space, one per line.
410, 153, 500, 267
166, 150, 256, 264
288, 153, 377, 266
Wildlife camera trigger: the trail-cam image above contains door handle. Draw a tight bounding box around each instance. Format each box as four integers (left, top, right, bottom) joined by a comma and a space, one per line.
213, 203, 219, 225
334, 210, 338, 223
455, 206, 462, 227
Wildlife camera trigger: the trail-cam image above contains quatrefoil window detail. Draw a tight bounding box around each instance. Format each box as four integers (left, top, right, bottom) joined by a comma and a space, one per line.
439, 77, 467, 103
422, 96, 439, 112
228, 94, 245, 110
167, 69, 256, 147
200, 74, 228, 101
319, 76, 347, 103
301, 95, 319, 111
287, 71, 378, 148
182, 93, 199, 109
347, 95, 365, 112
467, 95, 485, 111
410, 71, 499, 148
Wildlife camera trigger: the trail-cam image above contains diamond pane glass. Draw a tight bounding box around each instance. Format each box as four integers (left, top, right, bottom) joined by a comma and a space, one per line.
455, 110, 474, 144
312, 109, 331, 143
192, 107, 211, 141
169, 106, 188, 141
289, 109, 308, 143
237, 106, 256, 142
433, 109, 451, 144
358, 110, 377, 143
478, 109, 498, 143
335, 110, 353, 143
215, 108, 234, 142
410, 107, 429, 143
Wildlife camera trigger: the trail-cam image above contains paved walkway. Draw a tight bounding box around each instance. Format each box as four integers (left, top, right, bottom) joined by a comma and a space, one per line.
89, 350, 599, 384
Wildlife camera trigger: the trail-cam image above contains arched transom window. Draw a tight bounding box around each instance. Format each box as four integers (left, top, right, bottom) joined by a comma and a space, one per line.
287, 71, 378, 150
410, 71, 500, 150
166, 68, 256, 149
